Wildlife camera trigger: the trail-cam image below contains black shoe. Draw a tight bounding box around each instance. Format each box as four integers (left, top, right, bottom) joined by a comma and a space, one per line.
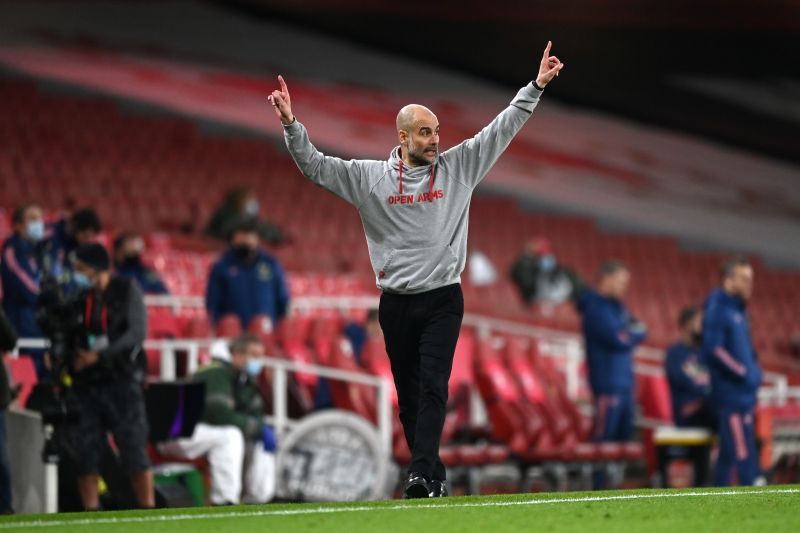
403, 472, 431, 499
429, 480, 448, 498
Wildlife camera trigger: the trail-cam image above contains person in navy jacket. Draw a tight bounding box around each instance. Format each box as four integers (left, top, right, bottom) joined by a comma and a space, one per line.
113, 233, 169, 295
702, 256, 762, 486
665, 306, 714, 429
577, 260, 646, 445
206, 217, 290, 331
1, 203, 47, 377
41, 208, 102, 297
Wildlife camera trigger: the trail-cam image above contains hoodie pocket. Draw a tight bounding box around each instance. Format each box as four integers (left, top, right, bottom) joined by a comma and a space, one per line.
379, 245, 459, 292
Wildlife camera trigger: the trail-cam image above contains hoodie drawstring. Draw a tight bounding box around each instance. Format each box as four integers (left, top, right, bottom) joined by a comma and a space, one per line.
397, 158, 436, 195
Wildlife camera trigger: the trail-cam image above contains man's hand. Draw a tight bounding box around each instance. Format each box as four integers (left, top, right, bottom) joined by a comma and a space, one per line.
535, 41, 564, 88
268, 75, 295, 125
73, 350, 99, 372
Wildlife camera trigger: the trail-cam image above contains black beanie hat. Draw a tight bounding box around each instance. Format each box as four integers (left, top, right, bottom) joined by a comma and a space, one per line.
74, 243, 111, 272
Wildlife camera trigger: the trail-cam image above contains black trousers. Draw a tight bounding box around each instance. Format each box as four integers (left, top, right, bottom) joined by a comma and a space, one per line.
379, 283, 464, 481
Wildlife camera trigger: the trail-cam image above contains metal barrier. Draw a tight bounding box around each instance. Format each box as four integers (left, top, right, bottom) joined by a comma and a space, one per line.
11, 338, 393, 457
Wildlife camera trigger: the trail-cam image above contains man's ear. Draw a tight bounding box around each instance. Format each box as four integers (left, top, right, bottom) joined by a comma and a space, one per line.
398, 129, 408, 145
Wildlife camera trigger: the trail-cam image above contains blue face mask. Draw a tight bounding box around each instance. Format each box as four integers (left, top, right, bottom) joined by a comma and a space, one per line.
539, 254, 556, 272
245, 359, 264, 377
73, 272, 94, 289
26, 220, 45, 242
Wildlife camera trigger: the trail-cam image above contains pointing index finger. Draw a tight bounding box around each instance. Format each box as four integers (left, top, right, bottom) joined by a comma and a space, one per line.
278, 75, 288, 93
542, 40, 552, 60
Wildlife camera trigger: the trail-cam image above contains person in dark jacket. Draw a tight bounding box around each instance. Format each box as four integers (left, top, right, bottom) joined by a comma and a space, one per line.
510, 238, 582, 308
702, 256, 762, 486
665, 306, 714, 429
41, 208, 102, 297
64, 243, 154, 510
577, 260, 646, 444
204, 186, 286, 246
158, 334, 277, 504
0, 308, 18, 514
1, 203, 46, 377
112, 233, 169, 295
206, 217, 290, 331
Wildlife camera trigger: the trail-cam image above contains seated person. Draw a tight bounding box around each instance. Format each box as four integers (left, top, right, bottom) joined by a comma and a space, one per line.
665, 306, 714, 429
158, 334, 277, 505
510, 237, 582, 311
204, 186, 285, 246
112, 233, 169, 295
206, 217, 290, 331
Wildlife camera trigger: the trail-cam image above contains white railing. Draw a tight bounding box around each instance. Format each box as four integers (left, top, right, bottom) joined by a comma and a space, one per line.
12, 293, 797, 430
11, 338, 393, 457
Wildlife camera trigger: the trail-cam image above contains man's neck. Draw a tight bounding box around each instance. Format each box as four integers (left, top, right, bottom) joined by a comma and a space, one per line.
399, 147, 422, 168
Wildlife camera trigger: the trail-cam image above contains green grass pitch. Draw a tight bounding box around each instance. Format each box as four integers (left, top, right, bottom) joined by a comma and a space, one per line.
2, 486, 798, 532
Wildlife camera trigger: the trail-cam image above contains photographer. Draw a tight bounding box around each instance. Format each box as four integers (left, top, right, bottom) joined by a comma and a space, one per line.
64, 243, 154, 510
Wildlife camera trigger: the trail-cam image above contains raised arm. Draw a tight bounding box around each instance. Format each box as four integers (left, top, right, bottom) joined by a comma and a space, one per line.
442, 41, 564, 188
269, 76, 372, 208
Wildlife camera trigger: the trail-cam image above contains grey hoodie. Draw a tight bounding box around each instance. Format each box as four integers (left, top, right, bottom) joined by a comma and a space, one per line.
283, 82, 543, 294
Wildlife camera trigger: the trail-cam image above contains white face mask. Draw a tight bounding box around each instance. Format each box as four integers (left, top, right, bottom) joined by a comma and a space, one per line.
26, 220, 45, 242
245, 199, 260, 216
245, 359, 265, 377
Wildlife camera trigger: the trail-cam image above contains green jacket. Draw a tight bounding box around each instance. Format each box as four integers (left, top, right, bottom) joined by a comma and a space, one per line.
194, 360, 264, 439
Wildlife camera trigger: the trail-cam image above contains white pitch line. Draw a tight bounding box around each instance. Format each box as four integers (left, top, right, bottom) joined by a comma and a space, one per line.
2, 488, 798, 530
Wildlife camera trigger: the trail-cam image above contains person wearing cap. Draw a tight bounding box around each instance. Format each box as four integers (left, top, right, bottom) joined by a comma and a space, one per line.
63, 243, 154, 510
112, 233, 169, 295
205, 217, 290, 331
1, 203, 47, 377
157, 334, 277, 505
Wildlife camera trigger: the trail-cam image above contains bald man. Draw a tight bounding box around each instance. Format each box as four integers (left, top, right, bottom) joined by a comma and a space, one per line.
269, 42, 563, 498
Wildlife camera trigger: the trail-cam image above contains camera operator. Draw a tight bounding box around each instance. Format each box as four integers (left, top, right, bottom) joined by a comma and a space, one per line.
64, 243, 154, 510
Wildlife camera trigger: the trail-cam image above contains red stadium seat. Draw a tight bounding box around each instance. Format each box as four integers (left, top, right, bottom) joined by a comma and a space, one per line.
5, 355, 37, 408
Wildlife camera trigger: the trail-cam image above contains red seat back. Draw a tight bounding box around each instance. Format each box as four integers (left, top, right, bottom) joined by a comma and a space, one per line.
6, 355, 37, 408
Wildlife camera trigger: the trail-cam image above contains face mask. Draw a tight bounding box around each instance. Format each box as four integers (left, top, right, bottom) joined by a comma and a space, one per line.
122, 255, 142, 268
245, 359, 264, 377
233, 244, 256, 260
26, 220, 45, 242
73, 272, 94, 288
245, 199, 260, 216
539, 255, 556, 272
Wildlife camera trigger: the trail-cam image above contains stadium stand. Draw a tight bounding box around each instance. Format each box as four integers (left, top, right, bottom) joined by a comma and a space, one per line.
1, 77, 797, 379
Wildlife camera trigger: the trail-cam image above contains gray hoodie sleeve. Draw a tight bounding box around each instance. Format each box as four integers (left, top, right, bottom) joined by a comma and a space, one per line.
442, 83, 543, 189
283, 120, 373, 207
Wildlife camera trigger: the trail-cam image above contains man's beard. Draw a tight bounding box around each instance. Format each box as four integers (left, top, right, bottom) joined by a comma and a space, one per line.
408, 141, 436, 166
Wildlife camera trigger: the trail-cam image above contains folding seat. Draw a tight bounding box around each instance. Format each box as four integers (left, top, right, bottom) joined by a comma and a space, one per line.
473, 339, 542, 456
147, 307, 182, 339
215, 314, 242, 338
308, 313, 343, 365
247, 315, 280, 356
5, 356, 38, 408
327, 337, 377, 423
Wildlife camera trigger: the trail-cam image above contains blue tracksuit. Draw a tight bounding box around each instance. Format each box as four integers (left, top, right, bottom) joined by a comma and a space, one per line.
115, 262, 169, 295
1, 234, 46, 376
577, 289, 646, 442
40, 219, 81, 298
664, 341, 714, 429
206, 249, 290, 329
701, 289, 762, 486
